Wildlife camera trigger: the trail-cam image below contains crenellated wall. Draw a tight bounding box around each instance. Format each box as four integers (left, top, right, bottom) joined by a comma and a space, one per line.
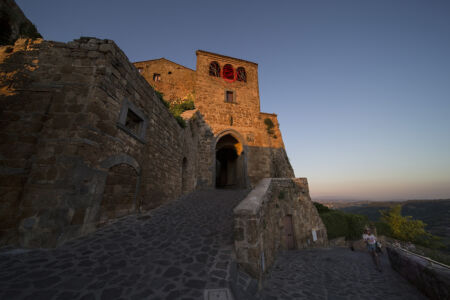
0, 37, 214, 247
233, 178, 328, 279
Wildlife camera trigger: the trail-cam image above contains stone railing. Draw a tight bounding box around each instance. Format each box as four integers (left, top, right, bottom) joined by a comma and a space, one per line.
233, 178, 327, 280
387, 246, 450, 300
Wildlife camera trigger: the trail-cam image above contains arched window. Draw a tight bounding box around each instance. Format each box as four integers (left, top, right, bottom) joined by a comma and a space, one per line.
237, 67, 247, 82
223, 64, 235, 81
209, 61, 220, 77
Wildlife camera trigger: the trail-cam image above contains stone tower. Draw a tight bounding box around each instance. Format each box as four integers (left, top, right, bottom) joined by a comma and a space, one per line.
135, 50, 294, 188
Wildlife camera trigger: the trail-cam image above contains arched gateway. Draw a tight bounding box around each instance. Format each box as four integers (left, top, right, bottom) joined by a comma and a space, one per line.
215, 131, 248, 189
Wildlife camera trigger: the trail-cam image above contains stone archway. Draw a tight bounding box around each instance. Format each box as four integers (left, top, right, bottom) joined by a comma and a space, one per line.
215, 133, 247, 188
98, 154, 141, 227
99, 163, 138, 226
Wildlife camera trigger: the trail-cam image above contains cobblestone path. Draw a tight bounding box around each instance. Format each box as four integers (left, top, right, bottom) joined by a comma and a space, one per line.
258, 247, 426, 300
0, 189, 249, 300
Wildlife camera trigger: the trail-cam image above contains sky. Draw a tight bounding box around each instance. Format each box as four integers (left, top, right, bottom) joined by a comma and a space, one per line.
16, 0, 450, 201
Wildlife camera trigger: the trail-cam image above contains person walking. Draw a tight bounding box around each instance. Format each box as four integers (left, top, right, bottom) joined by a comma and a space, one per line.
363, 228, 382, 272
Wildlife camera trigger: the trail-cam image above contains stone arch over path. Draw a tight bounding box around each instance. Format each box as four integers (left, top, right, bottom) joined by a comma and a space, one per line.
98, 154, 141, 225
213, 129, 249, 189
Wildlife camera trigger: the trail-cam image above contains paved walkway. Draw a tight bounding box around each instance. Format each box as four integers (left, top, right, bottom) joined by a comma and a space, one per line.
0, 189, 248, 300
0, 189, 427, 300
258, 248, 427, 300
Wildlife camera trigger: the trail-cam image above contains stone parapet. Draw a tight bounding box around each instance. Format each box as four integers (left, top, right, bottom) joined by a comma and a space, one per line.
387, 246, 450, 300
233, 178, 327, 280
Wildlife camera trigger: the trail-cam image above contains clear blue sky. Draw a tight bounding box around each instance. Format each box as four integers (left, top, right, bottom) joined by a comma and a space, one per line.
17, 0, 450, 200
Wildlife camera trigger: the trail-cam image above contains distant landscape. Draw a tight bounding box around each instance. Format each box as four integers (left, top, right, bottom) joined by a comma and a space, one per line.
315, 199, 450, 252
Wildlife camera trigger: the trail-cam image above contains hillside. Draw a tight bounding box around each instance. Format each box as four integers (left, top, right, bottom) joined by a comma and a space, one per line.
333, 199, 450, 252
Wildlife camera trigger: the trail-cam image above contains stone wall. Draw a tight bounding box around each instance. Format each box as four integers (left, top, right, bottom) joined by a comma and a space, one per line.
134, 58, 195, 104
136, 50, 295, 188
387, 246, 450, 300
233, 178, 327, 279
0, 37, 214, 247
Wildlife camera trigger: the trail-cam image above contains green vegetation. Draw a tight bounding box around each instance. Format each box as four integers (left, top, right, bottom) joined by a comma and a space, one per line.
264, 118, 275, 135
154, 91, 195, 128
379, 205, 444, 249
313, 202, 368, 240
155, 91, 169, 108
414, 244, 450, 266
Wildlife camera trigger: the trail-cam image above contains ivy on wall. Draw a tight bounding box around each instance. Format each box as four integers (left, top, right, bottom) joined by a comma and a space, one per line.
155, 90, 195, 128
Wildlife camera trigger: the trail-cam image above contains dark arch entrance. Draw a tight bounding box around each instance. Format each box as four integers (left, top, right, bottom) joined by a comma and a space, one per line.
215, 134, 246, 188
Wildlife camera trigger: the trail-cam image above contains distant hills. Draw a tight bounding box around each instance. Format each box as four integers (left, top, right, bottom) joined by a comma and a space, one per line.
316, 199, 450, 252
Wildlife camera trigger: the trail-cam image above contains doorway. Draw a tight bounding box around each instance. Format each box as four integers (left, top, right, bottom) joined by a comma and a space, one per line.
215, 134, 246, 188
284, 215, 295, 250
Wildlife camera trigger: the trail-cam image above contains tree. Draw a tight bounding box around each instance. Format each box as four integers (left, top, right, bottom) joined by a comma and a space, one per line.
379, 205, 443, 248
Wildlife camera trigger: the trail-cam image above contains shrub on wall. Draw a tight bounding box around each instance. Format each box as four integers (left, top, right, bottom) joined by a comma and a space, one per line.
154, 90, 195, 128
169, 100, 195, 128
264, 118, 275, 135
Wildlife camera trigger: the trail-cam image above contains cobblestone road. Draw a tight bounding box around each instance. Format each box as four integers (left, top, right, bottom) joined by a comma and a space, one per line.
258, 248, 427, 300
0, 189, 248, 300
0, 189, 427, 300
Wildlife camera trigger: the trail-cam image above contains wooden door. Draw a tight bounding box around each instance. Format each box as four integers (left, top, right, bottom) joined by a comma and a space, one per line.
284, 215, 295, 250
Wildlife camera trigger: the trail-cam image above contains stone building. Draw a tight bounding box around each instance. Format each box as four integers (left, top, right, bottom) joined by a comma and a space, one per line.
134, 50, 294, 189
0, 35, 329, 256
0, 38, 218, 247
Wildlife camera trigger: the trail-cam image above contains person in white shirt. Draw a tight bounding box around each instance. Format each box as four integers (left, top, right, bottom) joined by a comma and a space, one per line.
363, 228, 382, 272
363, 229, 377, 252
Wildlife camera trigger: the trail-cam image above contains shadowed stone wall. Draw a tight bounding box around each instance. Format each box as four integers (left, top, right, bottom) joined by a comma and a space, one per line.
0, 37, 214, 247
387, 246, 450, 300
0, 0, 41, 46
233, 178, 327, 279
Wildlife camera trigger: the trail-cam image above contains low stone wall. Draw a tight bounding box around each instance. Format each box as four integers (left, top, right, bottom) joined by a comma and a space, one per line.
387, 246, 450, 300
233, 178, 327, 279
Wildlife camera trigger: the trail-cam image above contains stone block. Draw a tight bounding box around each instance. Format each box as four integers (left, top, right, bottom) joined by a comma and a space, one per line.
88, 51, 100, 58
99, 43, 114, 54
80, 42, 98, 51
246, 219, 259, 244
234, 227, 244, 242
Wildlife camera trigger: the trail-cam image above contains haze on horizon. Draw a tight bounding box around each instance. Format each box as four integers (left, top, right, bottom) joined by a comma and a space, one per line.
16, 0, 450, 201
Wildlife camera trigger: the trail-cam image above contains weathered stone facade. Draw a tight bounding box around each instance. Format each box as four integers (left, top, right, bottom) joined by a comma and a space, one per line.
233, 178, 328, 279
0, 38, 215, 247
1, 26, 298, 249
134, 50, 294, 188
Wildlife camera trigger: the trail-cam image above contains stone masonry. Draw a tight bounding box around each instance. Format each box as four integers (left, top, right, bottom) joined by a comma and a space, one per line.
135, 50, 294, 188
0, 37, 215, 247
233, 178, 327, 279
